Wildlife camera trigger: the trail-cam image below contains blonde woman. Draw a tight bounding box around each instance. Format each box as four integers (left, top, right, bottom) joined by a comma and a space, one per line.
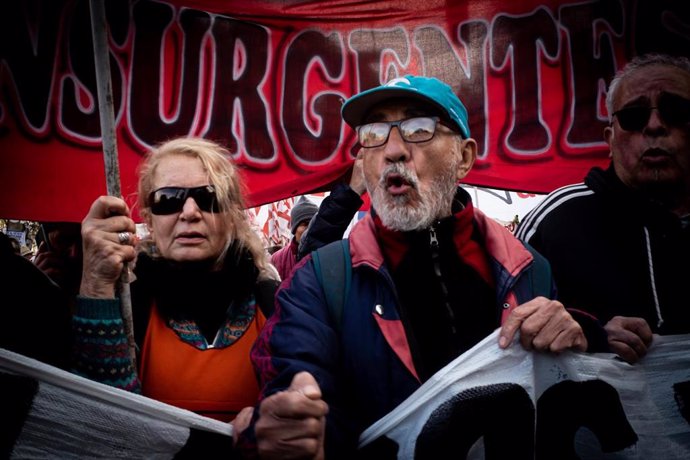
73, 137, 279, 423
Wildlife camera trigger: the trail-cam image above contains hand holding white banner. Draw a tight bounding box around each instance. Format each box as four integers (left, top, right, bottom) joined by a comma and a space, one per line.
359, 330, 690, 459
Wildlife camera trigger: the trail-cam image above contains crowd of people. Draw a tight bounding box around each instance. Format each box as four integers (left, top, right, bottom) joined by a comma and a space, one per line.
1, 52, 688, 458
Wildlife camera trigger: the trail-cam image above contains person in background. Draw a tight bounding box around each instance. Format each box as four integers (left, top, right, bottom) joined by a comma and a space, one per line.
270, 150, 367, 281
33, 221, 83, 300
241, 75, 605, 458
20, 244, 33, 259
71, 137, 279, 429
0, 232, 72, 368
265, 244, 283, 256
270, 196, 319, 280
515, 54, 690, 363
6, 235, 21, 254
296, 150, 367, 260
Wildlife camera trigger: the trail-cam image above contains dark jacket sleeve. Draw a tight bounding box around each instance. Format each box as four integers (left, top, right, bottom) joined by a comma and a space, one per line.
521, 241, 609, 353
248, 256, 360, 457
297, 184, 363, 261
567, 309, 609, 352
0, 250, 72, 369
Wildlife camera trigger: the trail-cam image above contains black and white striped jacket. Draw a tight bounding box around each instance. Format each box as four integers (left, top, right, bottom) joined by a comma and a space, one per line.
515, 165, 690, 334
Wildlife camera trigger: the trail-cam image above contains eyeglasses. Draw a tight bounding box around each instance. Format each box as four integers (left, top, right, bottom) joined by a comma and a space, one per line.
149, 185, 220, 215
357, 116, 457, 148
612, 93, 690, 132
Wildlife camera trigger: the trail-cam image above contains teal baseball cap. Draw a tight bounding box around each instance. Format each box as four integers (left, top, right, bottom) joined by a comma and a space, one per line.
341, 75, 470, 138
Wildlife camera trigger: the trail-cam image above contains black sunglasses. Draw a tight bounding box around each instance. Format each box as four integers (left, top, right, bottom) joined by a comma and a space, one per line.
149, 185, 220, 215
612, 93, 690, 132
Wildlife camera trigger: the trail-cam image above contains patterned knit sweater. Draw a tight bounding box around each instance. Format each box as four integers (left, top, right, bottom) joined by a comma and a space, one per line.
71, 245, 277, 392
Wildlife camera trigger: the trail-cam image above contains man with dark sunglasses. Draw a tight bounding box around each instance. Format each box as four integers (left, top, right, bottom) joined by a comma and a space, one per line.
242, 75, 605, 458
516, 53, 690, 364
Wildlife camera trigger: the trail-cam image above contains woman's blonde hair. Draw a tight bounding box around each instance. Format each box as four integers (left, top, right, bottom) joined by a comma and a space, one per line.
136, 137, 272, 275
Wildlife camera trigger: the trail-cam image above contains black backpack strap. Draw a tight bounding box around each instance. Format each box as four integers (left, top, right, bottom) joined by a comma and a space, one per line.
522, 243, 553, 297
312, 239, 351, 331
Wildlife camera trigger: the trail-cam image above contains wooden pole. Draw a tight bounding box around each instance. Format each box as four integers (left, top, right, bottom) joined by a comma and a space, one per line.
89, 0, 136, 366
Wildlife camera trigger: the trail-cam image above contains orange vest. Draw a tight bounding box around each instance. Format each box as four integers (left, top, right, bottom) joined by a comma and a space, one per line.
139, 304, 265, 422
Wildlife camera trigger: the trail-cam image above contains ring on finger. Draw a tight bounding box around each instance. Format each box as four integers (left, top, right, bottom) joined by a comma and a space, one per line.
117, 232, 130, 245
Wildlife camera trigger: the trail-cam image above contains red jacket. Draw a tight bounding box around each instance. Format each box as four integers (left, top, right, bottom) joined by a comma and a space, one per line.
270, 239, 298, 280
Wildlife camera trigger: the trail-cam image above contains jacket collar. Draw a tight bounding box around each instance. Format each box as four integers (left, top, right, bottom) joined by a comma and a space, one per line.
349, 187, 533, 278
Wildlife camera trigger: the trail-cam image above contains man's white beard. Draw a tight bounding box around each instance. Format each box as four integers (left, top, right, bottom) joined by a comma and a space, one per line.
369, 163, 458, 231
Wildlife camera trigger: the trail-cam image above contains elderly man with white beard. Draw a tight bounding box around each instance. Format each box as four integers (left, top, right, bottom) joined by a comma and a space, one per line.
237, 76, 607, 459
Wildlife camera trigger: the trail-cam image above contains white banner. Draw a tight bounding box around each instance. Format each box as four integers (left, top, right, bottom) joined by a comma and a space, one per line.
360, 330, 690, 459
0, 348, 233, 459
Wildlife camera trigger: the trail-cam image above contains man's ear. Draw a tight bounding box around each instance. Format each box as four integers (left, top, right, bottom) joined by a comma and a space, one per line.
456, 138, 477, 181
604, 125, 614, 158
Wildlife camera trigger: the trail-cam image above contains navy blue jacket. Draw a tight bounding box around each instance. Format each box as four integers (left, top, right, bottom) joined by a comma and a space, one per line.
250, 195, 578, 456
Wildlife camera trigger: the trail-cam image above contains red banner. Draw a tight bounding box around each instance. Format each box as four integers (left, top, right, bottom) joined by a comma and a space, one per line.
0, 0, 687, 222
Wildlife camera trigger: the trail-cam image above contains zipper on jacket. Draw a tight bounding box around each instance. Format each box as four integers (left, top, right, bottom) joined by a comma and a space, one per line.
429, 225, 457, 335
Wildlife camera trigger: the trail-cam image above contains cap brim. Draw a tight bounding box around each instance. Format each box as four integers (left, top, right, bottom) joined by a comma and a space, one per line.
342, 87, 450, 128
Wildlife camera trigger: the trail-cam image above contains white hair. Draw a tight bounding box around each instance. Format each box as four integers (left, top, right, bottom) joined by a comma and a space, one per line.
606, 54, 690, 120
